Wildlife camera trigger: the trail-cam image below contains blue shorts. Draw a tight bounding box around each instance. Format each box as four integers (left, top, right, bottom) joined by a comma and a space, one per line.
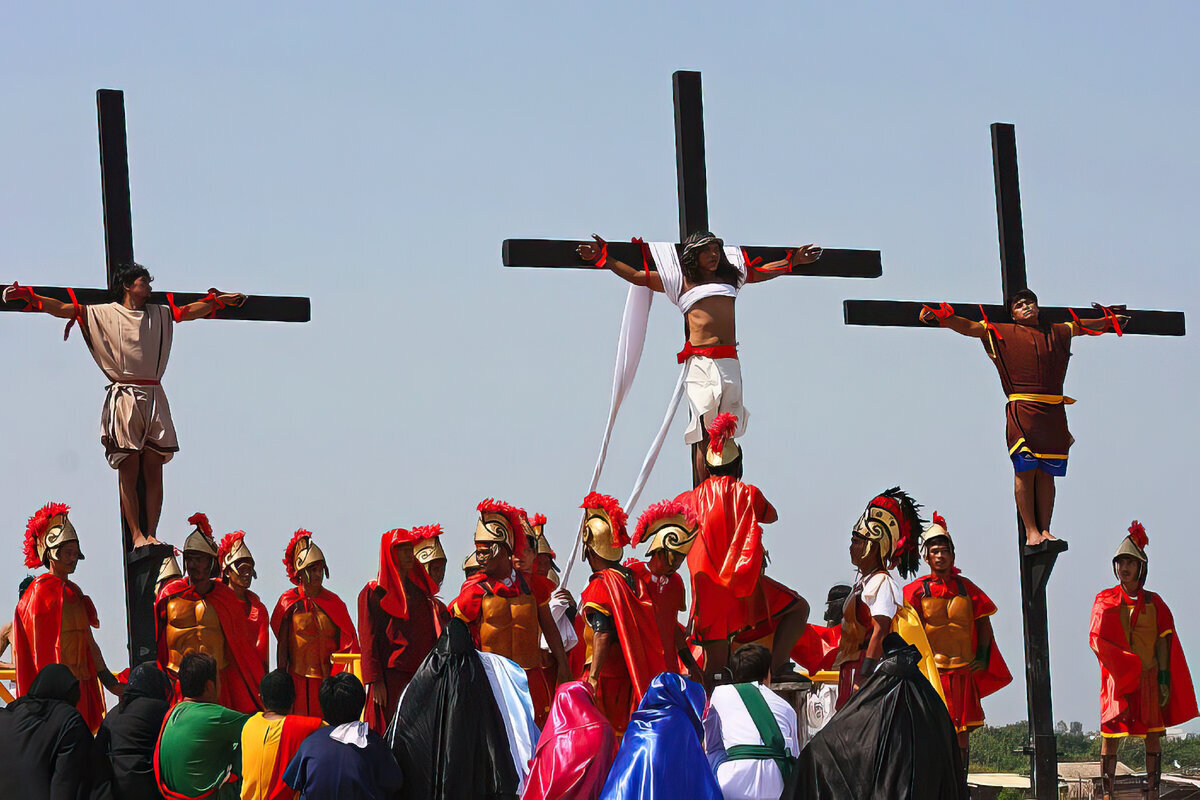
1011, 450, 1067, 477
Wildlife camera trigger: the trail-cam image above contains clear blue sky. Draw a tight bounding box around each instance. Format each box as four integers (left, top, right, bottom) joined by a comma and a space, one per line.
3, 2, 1198, 729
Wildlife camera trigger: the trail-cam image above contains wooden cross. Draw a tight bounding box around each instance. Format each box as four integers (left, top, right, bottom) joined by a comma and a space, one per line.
843, 123, 1185, 800
504, 70, 883, 483
2, 90, 311, 667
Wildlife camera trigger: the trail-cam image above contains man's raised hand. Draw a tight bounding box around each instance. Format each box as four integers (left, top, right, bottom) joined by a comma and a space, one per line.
576, 234, 607, 263
788, 244, 822, 267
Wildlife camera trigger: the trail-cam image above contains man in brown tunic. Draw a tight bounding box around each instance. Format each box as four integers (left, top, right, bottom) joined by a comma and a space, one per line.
4, 264, 243, 547
920, 289, 1126, 546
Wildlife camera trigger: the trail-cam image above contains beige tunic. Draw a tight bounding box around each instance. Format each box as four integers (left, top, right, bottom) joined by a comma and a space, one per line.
82, 302, 178, 467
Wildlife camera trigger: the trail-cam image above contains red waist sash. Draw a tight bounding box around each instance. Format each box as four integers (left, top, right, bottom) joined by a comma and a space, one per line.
676, 342, 739, 364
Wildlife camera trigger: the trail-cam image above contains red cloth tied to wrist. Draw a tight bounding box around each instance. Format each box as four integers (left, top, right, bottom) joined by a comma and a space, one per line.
921, 302, 955, 323
740, 247, 765, 273
202, 288, 227, 319
1070, 305, 1124, 337
979, 304, 1004, 341
592, 241, 608, 269
62, 287, 82, 341
631, 237, 651, 278
165, 293, 183, 323
5, 282, 42, 312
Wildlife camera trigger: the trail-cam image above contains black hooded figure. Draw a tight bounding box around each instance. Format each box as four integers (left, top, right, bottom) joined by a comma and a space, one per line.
783, 634, 966, 800
385, 617, 519, 800
92, 663, 174, 800
0, 663, 93, 800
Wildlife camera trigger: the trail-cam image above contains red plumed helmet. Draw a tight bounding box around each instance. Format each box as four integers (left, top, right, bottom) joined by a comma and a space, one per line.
217, 531, 245, 567
632, 498, 698, 546
580, 492, 629, 546
932, 511, 948, 531
410, 523, 444, 541
284, 528, 327, 584
1127, 520, 1148, 550
187, 512, 212, 538
531, 513, 547, 527
707, 413, 739, 456
24, 502, 70, 569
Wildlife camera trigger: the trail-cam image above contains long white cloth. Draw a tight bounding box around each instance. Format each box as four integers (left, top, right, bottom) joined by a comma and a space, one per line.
540, 591, 579, 651
478, 651, 540, 795
703, 682, 799, 800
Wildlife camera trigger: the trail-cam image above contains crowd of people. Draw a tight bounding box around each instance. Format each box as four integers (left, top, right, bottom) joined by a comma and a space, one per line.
2, 413, 1197, 799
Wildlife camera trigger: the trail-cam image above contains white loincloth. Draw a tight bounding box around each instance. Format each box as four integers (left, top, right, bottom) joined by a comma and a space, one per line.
683, 355, 749, 445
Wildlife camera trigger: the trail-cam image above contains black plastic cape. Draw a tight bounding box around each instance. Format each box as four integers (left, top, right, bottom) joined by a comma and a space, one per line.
0, 664, 92, 800
783, 635, 966, 800
386, 617, 519, 800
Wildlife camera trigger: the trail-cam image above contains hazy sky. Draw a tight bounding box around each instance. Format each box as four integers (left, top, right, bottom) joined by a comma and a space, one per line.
3, 3, 1198, 730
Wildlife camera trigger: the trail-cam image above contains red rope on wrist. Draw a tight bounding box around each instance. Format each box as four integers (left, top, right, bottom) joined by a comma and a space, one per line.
979, 305, 1004, 341
740, 247, 766, 273
632, 237, 651, 278
1069, 308, 1106, 336
166, 293, 183, 323
921, 302, 955, 322
62, 287, 82, 340
593, 242, 607, 269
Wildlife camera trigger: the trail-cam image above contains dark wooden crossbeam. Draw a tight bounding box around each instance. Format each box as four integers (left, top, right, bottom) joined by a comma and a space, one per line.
841, 122, 1186, 800
1, 286, 310, 321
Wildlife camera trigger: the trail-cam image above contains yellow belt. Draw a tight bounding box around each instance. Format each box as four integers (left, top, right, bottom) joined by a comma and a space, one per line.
1007, 393, 1075, 405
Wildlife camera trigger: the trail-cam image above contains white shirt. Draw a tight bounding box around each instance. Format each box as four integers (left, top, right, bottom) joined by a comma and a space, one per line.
703, 682, 799, 800
858, 570, 902, 620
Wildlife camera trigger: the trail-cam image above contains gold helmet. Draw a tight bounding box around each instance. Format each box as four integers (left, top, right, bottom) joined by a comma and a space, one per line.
919, 512, 953, 554
580, 493, 629, 563
1113, 520, 1149, 584
853, 488, 923, 579
633, 499, 699, 559
157, 553, 183, 585
475, 499, 522, 555
23, 502, 84, 568
285, 529, 328, 584
413, 524, 447, 565
705, 413, 742, 468
183, 512, 219, 559
463, 550, 484, 576
217, 531, 256, 578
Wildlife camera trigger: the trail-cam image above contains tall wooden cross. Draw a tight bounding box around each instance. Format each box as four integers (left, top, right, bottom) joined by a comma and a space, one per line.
504, 70, 883, 482
843, 123, 1185, 800
2, 90, 311, 668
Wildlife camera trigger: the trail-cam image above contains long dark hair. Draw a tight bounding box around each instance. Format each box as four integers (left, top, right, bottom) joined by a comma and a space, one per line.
681, 231, 743, 288
110, 262, 154, 301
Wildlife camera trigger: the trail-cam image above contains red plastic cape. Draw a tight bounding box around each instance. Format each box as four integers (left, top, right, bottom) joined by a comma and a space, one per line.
13, 572, 105, 732
523, 680, 616, 800
270, 586, 360, 657
623, 560, 686, 671
372, 529, 438, 618
246, 590, 271, 670
266, 715, 324, 800
678, 476, 774, 600
903, 573, 1012, 699
155, 578, 265, 713
1089, 586, 1198, 727
792, 623, 842, 675
580, 568, 669, 705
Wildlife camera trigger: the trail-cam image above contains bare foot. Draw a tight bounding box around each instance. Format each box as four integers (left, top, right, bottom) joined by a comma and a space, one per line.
1041, 530, 1059, 542
1025, 531, 1045, 546
131, 534, 161, 549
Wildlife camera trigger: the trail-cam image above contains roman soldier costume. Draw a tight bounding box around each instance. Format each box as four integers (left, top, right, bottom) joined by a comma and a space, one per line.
834, 490, 942, 709
528, 513, 561, 586
217, 531, 270, 670
13, 502, 106, 732
452, 500, 560, 727
154, 512, 265, 712
627, 499, 698, 672
271, 529, 359, 716
1090, 522, 1198, 798
903, 513, 1012, 765
578, 492, 668, 736
156, 552, 182, 598
359, 526, 445, 731
414, 524, 449, 592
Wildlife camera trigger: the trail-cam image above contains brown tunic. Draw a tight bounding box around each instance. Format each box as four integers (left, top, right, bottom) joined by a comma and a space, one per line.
982, 321, 1074, 459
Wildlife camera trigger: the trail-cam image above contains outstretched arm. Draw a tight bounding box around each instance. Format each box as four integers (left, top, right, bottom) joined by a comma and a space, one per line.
746, 244, 822, 284
920, 305, 988, 339
176, 291, 245, 322
3, 283, 79, 319
577, 235, 665, 292
1072, 304, 1131, 336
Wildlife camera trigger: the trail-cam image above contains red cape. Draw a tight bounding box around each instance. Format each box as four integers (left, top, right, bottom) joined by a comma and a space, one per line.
270, 586, 359, 660
14, 572, 105, 732
580, 568, 669, 705
155, 578, 265, 713
266, 715, 324, 800
246, 590, 270, 671
678, 476, 774, 600
523, 680, 616, 800
623, 560, 686, 671
791, 623, 842, 675
904, 573, 1012, 699
1090, 586, 1198, 727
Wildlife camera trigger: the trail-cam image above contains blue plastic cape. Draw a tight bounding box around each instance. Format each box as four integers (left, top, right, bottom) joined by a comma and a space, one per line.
599, 673, 722, 800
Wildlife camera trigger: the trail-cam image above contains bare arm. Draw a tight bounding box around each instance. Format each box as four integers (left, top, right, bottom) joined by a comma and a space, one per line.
177, 292, 245, 322
745, 244, 822, 284
3, 284, 79, 319
920, 307, 988, 339
1072, 304, 1131, 336
588, 629, 613, 689
577, 235, 665, 292
864, 615, 892, 661
88, 633, 124, 697
537, 603, 571, 684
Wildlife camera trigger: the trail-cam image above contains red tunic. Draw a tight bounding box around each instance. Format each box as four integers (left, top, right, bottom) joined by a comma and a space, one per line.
270, 587, 359, 717
579, 567, 669, 735
1090, 586, 1198, 737
983, 321, 1074, 460
623, 560, 686, 672
903, 573, 1012, 732
154, 578, 266, 713
358, 571, 445, 732
679, 476, 799, 643
13, 573, 105, 732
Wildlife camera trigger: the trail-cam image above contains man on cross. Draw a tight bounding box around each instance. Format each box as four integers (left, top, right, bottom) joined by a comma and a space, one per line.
4, 264, 243, 548
578, 232, 821, 482
920, 289, 1127, 546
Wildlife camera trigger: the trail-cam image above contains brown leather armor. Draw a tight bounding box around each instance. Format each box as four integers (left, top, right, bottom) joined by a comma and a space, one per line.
287, 604, 339, 679
59, 593, 92, 684
920, 592, 975, 670
833, 592, 870, 669
165, 596, 228, 672
479, 590, 542, 669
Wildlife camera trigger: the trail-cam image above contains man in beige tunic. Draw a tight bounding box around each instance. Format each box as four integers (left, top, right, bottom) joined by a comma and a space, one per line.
4, 263, 243, 547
